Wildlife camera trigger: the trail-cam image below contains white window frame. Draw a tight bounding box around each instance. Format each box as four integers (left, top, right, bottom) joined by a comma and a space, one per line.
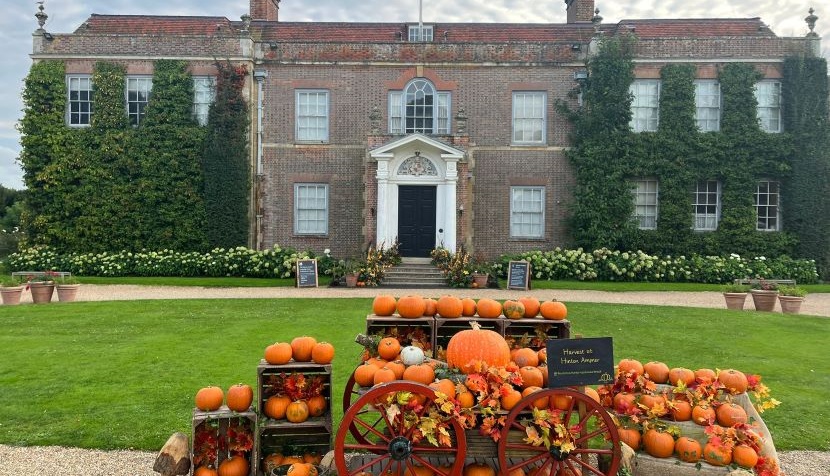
632, 178, 659, 230
296, 90, 330, 142
193, 76, 215, 126
692, 180, 721, 231
512, 91, 547, 145
510, 186, 545, 238
126, 76, 152, 126
388, 79, 450, 134
294, 183, 329, 235
67, 75, 93, 127
755, 81, 782, 133
755, 180, 781, 231
629, 79, 660, 132
408, 24, 433, 42
694, 80, 721, 132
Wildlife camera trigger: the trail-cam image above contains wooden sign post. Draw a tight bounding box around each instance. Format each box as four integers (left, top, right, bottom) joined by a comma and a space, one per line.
296, 259, 319, 288
546, 337, 615, 387
506, 260, 531, 291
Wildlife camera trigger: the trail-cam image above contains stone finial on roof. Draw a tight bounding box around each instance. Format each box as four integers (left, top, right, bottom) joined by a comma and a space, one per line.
591, 8, 603, 34
241, 14, 251, 33
35, 2, 48, 31
805, 8, 819, 37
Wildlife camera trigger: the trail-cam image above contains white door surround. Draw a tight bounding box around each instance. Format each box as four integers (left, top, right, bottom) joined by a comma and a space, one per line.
370, 133, 465, 253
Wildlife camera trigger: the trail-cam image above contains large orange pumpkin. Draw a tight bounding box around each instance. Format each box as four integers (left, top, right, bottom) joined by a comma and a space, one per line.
373, 366, 397, 385
226, 383, 253, 412
613, 392, 637, 413
307, 395, 327, 417
718, 369, 749, 394
669, 399, 692, 421
476, 298, 502, 318
643, 361, 670, 383
643, 428, 675, 458
519, 296, 541, 318
429, 378, 457, 398
354, 363, 378, 387
385, 360, 406, 379
397, 295, 426, 318
422, 298, 438, 316
291, 336, 318, 362
691, 404, 716, 426
461, 298, 477, 316
703, 442, 733, 466
500, 389, 523, 411
694, 368, 717, 384
519, 366, 544, 388
377, 337, 402, 360
446, 322, 511, 374
618, 427, 642, 450
732, 444, 759, 468
716, 402, 748, 427
286, 400, 310, 423
539, 300, 567, 320
402, 363, 435, 385
675, 436, 702, 463
195, 386, 224, 411
264, 395, 291, 419
668, 367, 695, 386
436, 295, 463, 318
617, 359, 644, 376
264, 342, 293, 364
513, 347, 540, 367
311, 342, 335, 364
218, 455, 249, 476
372, 295, 397, 316
503, 300, 526, 319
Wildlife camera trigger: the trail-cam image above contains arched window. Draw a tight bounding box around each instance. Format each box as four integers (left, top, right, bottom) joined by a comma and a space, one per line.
389, 79, 450, 134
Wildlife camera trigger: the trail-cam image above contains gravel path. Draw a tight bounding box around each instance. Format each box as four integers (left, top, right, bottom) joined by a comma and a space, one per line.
4, 284, 829, 475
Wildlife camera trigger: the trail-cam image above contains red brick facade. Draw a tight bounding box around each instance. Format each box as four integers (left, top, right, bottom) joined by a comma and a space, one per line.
29, 0, 818, 259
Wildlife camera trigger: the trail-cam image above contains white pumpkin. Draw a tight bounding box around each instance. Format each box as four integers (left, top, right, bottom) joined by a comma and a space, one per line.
400, 346, 425, 366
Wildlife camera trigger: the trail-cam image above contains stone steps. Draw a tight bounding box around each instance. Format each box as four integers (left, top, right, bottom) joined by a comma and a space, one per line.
381, 259, 447, 288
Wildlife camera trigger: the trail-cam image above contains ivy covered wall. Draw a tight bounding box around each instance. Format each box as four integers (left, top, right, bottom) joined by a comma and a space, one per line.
565, 37, 829, 278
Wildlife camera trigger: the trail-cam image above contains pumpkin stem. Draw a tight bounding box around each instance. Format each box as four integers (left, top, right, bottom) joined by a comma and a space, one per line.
469, 321, 481, 331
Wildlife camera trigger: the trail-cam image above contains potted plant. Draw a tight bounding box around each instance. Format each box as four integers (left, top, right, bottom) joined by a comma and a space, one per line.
0, 276, 24, 306
56, 276, 81, 302
749, 278, 779, 312
342, 260, 362, 288
777, 285, 807, 314
27, 273, 57, 304
721, 283, 750, 311
469, 261, 491, 288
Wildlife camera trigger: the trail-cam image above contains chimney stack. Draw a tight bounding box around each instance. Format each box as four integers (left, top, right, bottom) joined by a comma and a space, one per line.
565, 0, 595, 23
250, 0, 280, 21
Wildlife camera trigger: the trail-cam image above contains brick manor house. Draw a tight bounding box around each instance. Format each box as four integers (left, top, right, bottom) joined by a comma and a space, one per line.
29, 0, 824, 259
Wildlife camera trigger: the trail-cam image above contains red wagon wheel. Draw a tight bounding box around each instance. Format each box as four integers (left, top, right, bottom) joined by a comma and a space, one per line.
342, 366, 377, 446
498, 388, 621, 476
334, 381, 467, 476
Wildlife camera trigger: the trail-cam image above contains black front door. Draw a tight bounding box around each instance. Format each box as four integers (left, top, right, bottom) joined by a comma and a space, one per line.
398, 185, 436, 257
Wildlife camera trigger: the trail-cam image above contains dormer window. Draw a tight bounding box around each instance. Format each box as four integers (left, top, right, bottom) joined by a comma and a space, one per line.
408, 24, 433, 42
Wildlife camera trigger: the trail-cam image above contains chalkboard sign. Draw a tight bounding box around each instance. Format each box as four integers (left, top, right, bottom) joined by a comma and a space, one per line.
296, 259, 319, 288
547, 337, 615, 388
507, 260, 531, 290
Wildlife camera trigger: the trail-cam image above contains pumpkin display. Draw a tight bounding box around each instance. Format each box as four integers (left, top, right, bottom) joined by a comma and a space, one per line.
732, 444, 759, 468
373, 366, 397, 385
402, 363, 435, 385
311, 342, 335, 364
377, 337, 402, 360
372, 295, 397, 316
264, 342, 293, 365
400, 346, 426, 366
264, 395, 291, 419
675, 436, 702, 463
397, 295, 426, 318
519, 296, 540, 318
539, 300, 567, 320
716, 402, 748, 427
461, 298, 477, 316
436, 295, 463, 318
617, 427, 642, 450
354, 363, 378, 387
290, 336, 318, 362
423, 298, 438, 317
476, 298, 502, 318
307, 394, 327, 417
643, 428, 675, 458
617, 358, 644, 376
668, 367, 695, 386
286, 462, 318, 476
502, 300, 526, 319
226, 383, 253, 412
718, 368, 749, 394
194, 466, 219, 476
691, 404, 716, 426
218, 455, 249, 476
286, 400, 310, 423
195, 386, 224, 411
464, 463, 496, 476
512, 347, 539, 367
643, 361, 670, 383
703, 442, 732, 466
519, 366, 544, 388
446, 322, 511, 374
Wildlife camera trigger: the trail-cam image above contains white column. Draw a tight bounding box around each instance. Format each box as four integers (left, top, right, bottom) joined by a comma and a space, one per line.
375, 158, 391, 248
444, 159, 459, 253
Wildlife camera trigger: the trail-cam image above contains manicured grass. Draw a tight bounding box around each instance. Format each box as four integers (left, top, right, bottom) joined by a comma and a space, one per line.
0, 299, 828, 451
75, 275, 332, 287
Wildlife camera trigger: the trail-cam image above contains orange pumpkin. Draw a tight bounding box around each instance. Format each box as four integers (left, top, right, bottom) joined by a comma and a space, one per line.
539, 300, 567, 320
372, 295, 397, 316
691, 404, 716, 426
519, 296, 541, 318
290, 336, 317, 362
538, 365, 549, 387
226, 383, 253, 412
500, 388, 523, 410
286, 400, 310, 423
617, 359, 644, 376
519, 366, 544, 388
218, 455, 249, 476
537, 348, 547, 364
195, 386, 224, 411
638, 394, 667, 415
507, 468, 526, 476
718, 369, 749, 394
476, 298, 502, 318
307, 395, 327, 417
373, 366, 397, 385
385, 360, 406, 379
522, 386, 549, 409
464, 463, 496, 476
694, 368, 717, 384
456, 390, 475, 408
513, 347, 540, 367
402, 363, 435, 385
618, 427, 642, 450
643, 361, 670, 383
262, 453, 284, 473
643, 428, 675, 458
716, 402, 748, 427
503, 300, 526, 319
446, 322, 511, 374
551, 392, 573, 411
311, 342, 335, 364
429, 378, 457, 398
264, 342, 293, 364
354, 364, 378, 387
264, 395, 291, 419
669, 399, 692, 421
461, 298, 477, 316
613, 392, 637, 413
422, 298, 438, 316
436, 295, 463, 318
703, 442, 732, 466
377, 337, 402, 360
286, 462, 318, 476
668, 367, 695, 386
675, 436, 702, 463
397, 295, 426, 318
732, 444, 759, 469
194, 466, 219, 476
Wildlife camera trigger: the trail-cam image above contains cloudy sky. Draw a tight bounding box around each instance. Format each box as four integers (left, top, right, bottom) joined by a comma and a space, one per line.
0, 0, 826, 189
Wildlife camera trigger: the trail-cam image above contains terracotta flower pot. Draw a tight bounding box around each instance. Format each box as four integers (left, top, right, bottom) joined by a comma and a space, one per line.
723, 292, 748, 311
1, 286, 24, 305
345, 273, 359, 288
56, 284, 81, 302
750, 289, 778, 312
472, 273, 488, 288
778, 295, 804, 314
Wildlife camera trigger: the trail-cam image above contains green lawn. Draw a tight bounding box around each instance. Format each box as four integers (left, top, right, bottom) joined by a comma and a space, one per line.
0, 298, 827, 451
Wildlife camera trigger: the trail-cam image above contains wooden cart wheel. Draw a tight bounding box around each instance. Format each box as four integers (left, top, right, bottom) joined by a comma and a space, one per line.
342, 366, 377, 446
498, 388, 621, 476
334, 381, 467, 476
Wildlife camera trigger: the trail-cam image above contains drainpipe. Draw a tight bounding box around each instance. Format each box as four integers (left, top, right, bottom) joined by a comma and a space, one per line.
253, 70, 267, 250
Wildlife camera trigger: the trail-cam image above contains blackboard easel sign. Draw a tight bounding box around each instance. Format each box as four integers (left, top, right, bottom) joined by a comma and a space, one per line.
506, 260, 531, 291
547, 337, 615, 387
296, 259, 319, 288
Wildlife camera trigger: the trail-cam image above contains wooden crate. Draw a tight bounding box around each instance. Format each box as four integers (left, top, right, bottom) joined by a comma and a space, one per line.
257, 425, 332, 476
191, 406, 257, 476
257, 360, 333, 429
366, 315, 435, 357
502, 319, 571, 350
433, 317, 505, 357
